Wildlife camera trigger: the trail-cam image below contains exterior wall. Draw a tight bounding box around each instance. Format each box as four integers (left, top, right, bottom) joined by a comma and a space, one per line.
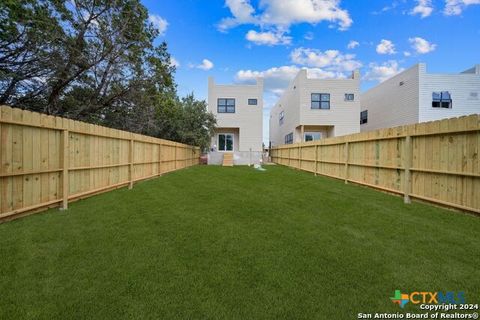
298, 69, 360, 137
210, 128, 239, 152
361, 63, 480, 132
207, 151, 263, 165
418, 64, 480, 122
269, 73, 301, 146
269, 69, 360, 146
361, 64, 420, 132
208, 77, 263, 152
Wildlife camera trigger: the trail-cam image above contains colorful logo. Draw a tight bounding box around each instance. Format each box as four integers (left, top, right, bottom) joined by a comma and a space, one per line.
390, 290, 465, 308
391, 290, 410, 308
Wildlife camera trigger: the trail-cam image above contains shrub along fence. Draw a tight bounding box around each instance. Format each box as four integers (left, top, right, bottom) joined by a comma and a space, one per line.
270, 114, 480, 214
0, 106, 200, 221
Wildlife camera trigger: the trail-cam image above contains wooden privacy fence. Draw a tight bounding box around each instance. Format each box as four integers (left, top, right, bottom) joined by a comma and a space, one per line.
0, 106, 200, 221
270, 114, 480, 214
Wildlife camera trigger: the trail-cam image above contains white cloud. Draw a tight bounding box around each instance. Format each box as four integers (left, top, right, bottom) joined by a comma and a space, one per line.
245, 30, 292, 46
411, 0, 434, 17
290, 47, 362, 72
376, 39, 396, 55
409, 37, 437, 54
195, 59, 214, 71
148, 14, 168, 36
347, 40, 359, 49
218, 0, 257, 31
444, 0, 480, 15
364, 60, 404, 82
236, 65, 341, 95
170, 57, 180, 68
403, 51, 412, 57
372, 1, 401, 15
219, 0, 352, 32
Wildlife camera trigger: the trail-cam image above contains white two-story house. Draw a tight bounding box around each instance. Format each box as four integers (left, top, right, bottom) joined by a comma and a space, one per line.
269, 69, 361, 146
207, 77, 263, 165
361, 63, 480, 132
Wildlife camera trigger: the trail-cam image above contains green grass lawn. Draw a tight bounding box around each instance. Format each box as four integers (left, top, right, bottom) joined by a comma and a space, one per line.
1, 165, 479, 319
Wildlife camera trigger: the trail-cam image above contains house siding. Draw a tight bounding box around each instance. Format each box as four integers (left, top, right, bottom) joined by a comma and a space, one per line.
208, 77, 263, 152
361, 63, 480, 132
361, 64, 420, 132
298, 70, 360, 137
269, 69, 360, 146
418, 64, 480, 122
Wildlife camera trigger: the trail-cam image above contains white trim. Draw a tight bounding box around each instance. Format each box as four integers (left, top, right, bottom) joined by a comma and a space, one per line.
217, 133, 234, 152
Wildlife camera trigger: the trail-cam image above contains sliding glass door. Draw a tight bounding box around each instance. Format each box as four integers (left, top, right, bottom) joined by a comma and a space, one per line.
218, 134, 234, 151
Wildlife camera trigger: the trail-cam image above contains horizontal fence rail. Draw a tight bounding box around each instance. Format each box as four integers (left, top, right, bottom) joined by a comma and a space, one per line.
270, 114, 480, 214
0, 106, 200, 221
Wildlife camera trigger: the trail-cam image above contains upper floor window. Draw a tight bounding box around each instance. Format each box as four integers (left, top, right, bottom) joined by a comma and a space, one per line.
279, 111, 284, 125
360, 110, 368, 124
218, 98, 235, 113
432, 92, 452, 109
248, 99, 258, 105
345, 93, 354, 101
285, 132, 293, 144
311, 93, 330, 109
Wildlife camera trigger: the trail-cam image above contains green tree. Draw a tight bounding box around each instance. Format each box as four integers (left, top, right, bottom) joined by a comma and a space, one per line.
177, 94, 216, 151
0, 0, 216, 148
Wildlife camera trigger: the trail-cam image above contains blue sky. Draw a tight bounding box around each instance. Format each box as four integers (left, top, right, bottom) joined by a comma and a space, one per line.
141, 0, 480, 143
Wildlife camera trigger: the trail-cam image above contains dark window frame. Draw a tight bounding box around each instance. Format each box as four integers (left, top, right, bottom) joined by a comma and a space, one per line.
311, 93, 330, 109
345, 93, 355, 101
432, 92, 452, 109
279, 111, 285, 126
218, 133, 234, 151
248, 98, 258, 105
284, 132, 293, 144
360, 110, 368, 124
217, 98, 236, 113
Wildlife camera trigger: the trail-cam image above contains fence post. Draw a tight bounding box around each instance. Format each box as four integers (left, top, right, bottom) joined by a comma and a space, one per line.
61, 129, 69, 210
344, 141, 349, 184
129, 137, 134, 189
404, 136, 412, 204
158, 142, 162, 175
314, 144, 319, 176
184, 146, 187, 168
289, 147, 291, 167
174, 143, 177, 170
298, 145, 302, 169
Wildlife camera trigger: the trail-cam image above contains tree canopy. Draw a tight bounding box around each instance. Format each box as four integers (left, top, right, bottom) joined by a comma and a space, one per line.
0, 0, 216, 150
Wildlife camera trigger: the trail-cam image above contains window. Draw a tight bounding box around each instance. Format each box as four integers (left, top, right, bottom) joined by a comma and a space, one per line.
432, 92, 452, 108
248, 99, 258, 105
304, 132, 322, 142
217, 98, 235, 113
345, 93, 354, 101
218, 133, 234, 151
279, 111, 285, 125
469, 92, 478, 100
360, 110, 368, 124
285, 132, 293, 144
311, 93, 330, 109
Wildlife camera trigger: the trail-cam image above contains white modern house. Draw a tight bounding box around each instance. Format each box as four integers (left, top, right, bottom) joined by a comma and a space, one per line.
269, 69, 361, 146
207, 76, 263, 165
361, 63, 480, 131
